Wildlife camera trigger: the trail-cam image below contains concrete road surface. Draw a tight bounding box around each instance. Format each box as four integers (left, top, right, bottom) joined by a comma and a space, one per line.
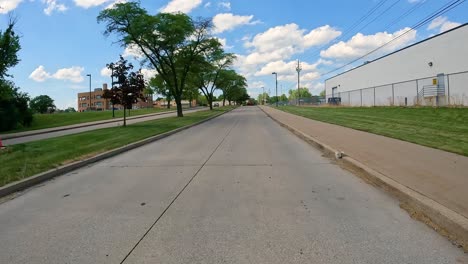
0, 107, 466, 264
3, 107, 206, 145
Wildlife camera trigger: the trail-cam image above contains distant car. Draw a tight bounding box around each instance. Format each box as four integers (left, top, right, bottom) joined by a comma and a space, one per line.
214, 103, 219, 107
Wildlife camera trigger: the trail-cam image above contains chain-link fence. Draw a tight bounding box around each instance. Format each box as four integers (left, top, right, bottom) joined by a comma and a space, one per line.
325, 71, 468, 107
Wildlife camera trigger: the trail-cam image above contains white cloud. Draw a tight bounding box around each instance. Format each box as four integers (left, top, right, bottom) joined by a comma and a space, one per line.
234, 24, 340, 76
427, 16, 461, 33
320, 27, 417, 60
204, 2, 211, 8
123, 44, 144, 58
0, 0, 23, 14
255, 59, 321, 82
73, 0, 111, 8
53, 66, 85, 83
140, 68, 157, 81
248, 81, 265, 89
159, 0, 202, 13
29, 65, 84, 83
43, 0, 67, 15
100, 66, 112, 77
29, 65, 51, 82
212, 13, 257, 34
215, 37, 233, 49
105, 0, 126, 9
218, 1, 230, 10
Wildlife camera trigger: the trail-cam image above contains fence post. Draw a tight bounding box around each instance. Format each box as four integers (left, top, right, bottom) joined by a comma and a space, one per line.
392, 84, 395, 106
416, 79, 419, 105
348, 92, 350, 106
360, 89, 363, 107
373, 87, 376, 106
447, 74, 451, 106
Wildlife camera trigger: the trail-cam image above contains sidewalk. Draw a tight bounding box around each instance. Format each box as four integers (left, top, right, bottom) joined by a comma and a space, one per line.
260, 106, 468, 220
0, 109, 180, 140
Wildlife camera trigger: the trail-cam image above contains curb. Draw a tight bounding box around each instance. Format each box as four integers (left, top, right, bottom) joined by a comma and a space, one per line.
0, 107, 235, 198
259, 106, 468, 251
1, 107, 204, 140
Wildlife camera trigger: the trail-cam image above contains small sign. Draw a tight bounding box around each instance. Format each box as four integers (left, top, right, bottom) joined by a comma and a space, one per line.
432, 78, 438, 85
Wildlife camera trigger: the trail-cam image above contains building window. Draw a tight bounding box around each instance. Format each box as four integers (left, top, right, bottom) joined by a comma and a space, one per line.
81, 103, 87, 107
96, 95, 102, 99
95, 102, 103, 107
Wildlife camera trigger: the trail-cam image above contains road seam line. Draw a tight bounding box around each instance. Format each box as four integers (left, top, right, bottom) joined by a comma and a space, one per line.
119, 111, 240, 263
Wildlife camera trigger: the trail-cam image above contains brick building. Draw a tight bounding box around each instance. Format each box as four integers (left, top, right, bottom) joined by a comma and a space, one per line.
77, 83, 154, 112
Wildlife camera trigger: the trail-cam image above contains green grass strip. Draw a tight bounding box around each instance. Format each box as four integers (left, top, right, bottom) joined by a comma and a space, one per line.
5, 107, 174, 134
0, 107, 232, 187
277, 106, 468, 157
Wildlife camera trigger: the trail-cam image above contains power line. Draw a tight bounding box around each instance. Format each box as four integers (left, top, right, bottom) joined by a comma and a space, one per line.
382, 0, 428, 31
319, 0, 465, 78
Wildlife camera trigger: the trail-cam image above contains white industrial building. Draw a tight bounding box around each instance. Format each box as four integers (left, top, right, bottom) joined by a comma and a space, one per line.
325, 23, 468, 106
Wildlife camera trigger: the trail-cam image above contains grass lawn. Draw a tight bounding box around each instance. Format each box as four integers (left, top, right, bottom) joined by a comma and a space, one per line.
277, 106, 468, 156
4, 107, 174, 134
0, 107, 233, 187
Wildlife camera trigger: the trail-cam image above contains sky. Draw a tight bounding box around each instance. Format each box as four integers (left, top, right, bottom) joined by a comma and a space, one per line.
1, 0, 466, 109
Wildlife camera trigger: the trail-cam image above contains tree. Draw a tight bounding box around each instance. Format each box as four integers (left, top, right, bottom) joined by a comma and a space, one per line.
0, 19, 33, 131
102, 56, 146, 126
98, 3, 216, 117
0, 19, 20, 80
280, 94, 288, 102
149, 75, 173, 109
257, 92, 270, 105
288, 87, 312, 100
30, 95, 55, 114
216, 69, 247, 106
189, 40, 235, 110
320, 90, 326, 97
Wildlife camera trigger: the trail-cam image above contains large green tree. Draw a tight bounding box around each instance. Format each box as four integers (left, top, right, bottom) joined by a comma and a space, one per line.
30, 95, 55, 114
288, 87, 312, 100
216, 69, 247, 106
98, 3, 215, 117
189, 41, 235, 110
0, 19, 33, 131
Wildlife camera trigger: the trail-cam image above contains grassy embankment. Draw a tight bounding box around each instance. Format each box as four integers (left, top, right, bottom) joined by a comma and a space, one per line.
4, 107, 174, 134
0, 107, 232, 187
277, 106, 468, 156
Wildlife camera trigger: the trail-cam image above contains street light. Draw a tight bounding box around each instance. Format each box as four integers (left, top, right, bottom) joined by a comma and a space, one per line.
272, 72, 278, 107
123, 92, 133, 127
86, 74, 92, 111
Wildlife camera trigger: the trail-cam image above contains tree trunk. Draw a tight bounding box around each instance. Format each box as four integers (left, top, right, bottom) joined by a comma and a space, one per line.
123, 105, 127, 127
229, 100, 232, 106
167, 98, 171, 109
208, 95, 213, 110
223, 97, 226, 106
176, 100, 183, 117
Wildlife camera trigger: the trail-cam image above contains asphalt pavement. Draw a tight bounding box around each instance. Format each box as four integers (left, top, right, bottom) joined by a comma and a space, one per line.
0, 107, 465, 263
2, 107, 206, 145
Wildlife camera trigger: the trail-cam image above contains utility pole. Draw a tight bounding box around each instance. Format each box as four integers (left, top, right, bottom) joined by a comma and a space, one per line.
296, 60, 302, 106
262, 86, 265, 105
272, 72, 278, 107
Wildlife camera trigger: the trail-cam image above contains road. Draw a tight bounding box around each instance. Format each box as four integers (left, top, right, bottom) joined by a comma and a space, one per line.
0, 107, 465, 264
2, 107, 206, 145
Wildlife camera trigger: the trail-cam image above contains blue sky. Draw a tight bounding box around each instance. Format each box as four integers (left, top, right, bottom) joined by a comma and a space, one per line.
1, 0, 466, 108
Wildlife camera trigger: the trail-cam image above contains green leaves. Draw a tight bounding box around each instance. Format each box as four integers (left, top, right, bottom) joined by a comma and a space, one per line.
0, 19, 20, 80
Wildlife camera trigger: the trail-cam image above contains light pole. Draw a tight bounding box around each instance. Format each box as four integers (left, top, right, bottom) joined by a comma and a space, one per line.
272, 72, 278, 107
86, 74, 92, 111
261, 86, 265, 105
123, 92, 133, 127
296, 60, 302, 106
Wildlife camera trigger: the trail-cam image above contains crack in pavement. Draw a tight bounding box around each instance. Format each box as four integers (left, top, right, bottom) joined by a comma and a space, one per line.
119, 114, 240, 264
